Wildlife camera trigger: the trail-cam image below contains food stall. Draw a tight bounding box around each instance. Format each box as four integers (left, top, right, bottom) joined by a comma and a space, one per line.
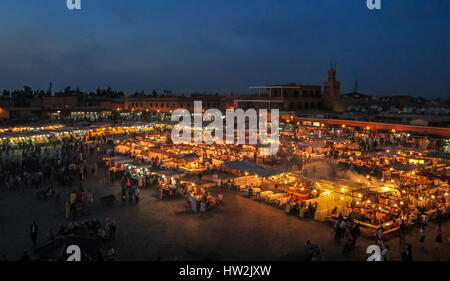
104, 156, 134, 180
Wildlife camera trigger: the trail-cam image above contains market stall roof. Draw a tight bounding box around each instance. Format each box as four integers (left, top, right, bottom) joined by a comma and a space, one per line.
109, 156, 133, 164
426, 152, 450, 161
120, 121, 154, 127
374, 151, 396, 158
387, 163, 414, 172
124, 162, 153, 168
55, 126, 76, 132
89, 122, 113, 128
75, 121, 92, 126
0, 130, 54, 138
152, 170, 186, 178
295, 141, 327, 148
174, 153, 199, 161
381, 145, 430, 154
325, 137, 349, 144
179, 175, 212, 185
147, 147, 174, 157
369, 186, 401, 196
223, 160, 283, 178
107, 136, 131, 142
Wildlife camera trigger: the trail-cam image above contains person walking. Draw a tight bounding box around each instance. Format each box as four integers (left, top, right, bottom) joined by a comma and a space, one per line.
200, 199, 206, 215
377, 225, 384, 248
191, 196, 197, 213
30, 221, 38, 247
128, 188, 134, 205
399, 219, 406, 246
419, 225, 426, 249
435, 224, 443, 250
405, 244, 413, 261
351, 223, 361, 246
107, 247, 116, 261
334, 216, 341, 241
87, 189, 93, 213
97, 249, 104, 261
339, 219, 347, 241
381, 245, 390, 261
65, 200, 71, 219
20, 251, 30, 262
79, 164, 84, 181
134, 187, 140, 204
121, 191, 127, 206
107, 219, 116, 241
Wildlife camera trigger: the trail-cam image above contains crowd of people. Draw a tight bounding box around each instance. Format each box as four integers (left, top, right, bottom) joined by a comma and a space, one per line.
0, 138, 106, 192
185, 187, 224, 215
0, 134, 124, 260
120, 176, 141, 205
329, 209, 446, 261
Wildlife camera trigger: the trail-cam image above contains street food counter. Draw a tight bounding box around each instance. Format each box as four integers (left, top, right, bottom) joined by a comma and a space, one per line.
104, 156, 133, 180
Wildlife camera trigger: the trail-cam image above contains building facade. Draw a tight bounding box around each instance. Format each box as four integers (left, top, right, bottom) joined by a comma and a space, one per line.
124, 94, 230, 113
241, 67, 340, 111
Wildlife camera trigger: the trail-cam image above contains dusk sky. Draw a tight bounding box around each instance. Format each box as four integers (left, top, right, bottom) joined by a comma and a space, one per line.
0, 0, 448, 98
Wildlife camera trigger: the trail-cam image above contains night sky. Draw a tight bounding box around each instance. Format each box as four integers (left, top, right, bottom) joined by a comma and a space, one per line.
0, 0, 448, 98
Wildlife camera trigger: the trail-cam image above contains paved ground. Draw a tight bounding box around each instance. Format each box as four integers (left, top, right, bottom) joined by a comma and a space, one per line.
0, 152, 449, 261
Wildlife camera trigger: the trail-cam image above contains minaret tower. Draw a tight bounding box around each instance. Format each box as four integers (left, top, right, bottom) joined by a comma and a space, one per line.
323, 63, 341, 110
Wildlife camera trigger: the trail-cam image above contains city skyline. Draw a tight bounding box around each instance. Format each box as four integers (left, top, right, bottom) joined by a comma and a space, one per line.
0, 1, 448, 98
